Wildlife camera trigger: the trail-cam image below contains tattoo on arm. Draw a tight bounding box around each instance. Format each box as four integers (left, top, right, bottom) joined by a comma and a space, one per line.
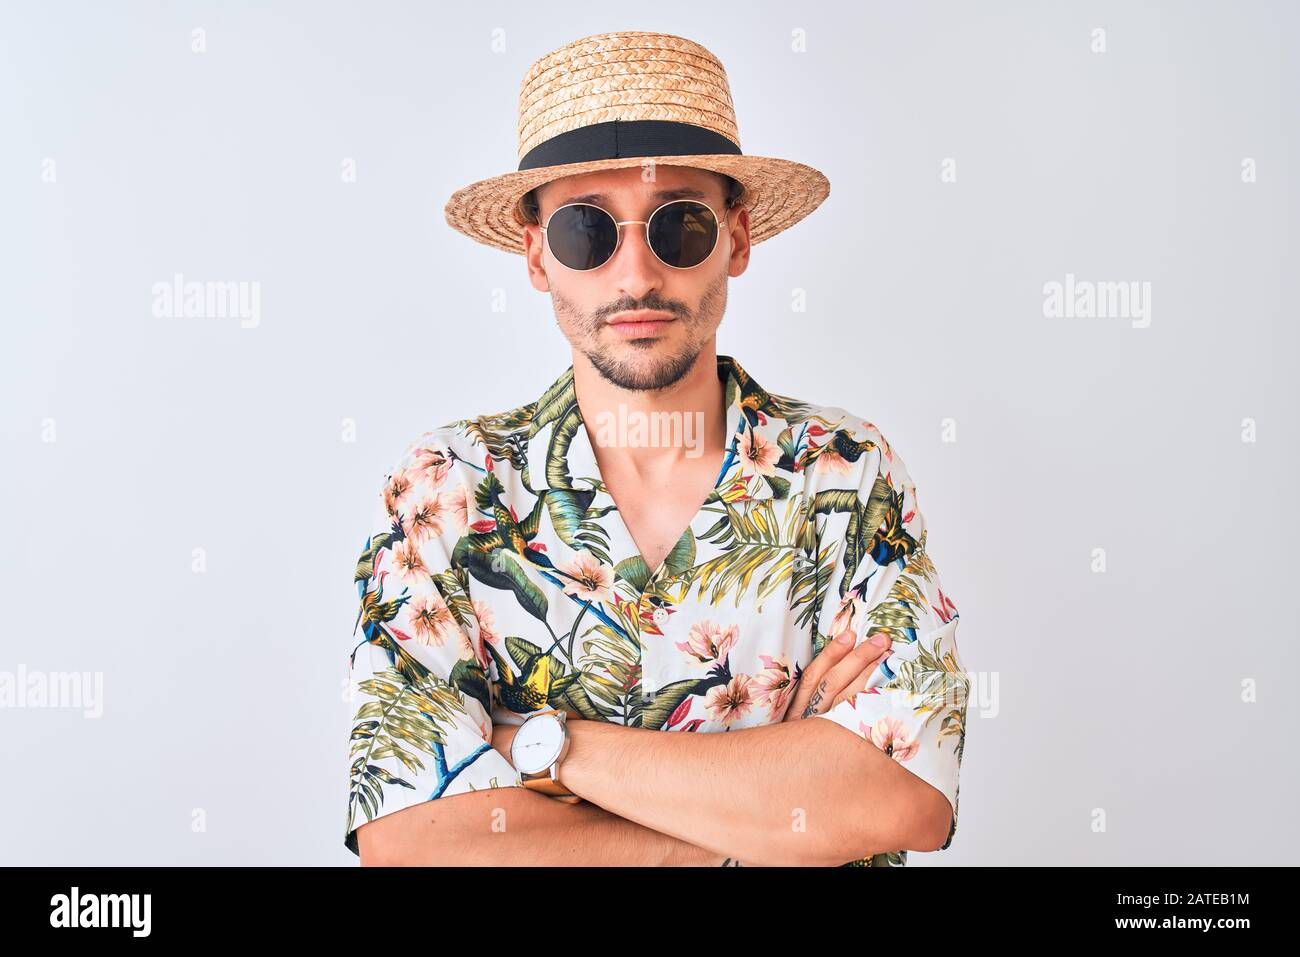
720, 857, 745, 866
801, 679, 828, 718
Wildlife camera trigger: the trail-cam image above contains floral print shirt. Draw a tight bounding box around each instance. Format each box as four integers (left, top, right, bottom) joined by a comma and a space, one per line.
345, 354, 969, 866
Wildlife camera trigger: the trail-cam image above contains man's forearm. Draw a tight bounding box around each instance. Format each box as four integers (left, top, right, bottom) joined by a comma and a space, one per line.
558, 717, 948, 867
371, 787, 727, 866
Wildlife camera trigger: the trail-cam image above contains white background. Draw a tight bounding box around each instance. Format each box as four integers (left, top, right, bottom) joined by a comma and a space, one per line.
2, 0, 1296, 864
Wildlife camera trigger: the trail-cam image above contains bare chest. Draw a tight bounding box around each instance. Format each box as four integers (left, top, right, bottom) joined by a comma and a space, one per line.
602, 455, 723, 575
615, 495, 696, 574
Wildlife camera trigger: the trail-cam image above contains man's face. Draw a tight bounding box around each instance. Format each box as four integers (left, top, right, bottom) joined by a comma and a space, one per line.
523, 164, 750, 392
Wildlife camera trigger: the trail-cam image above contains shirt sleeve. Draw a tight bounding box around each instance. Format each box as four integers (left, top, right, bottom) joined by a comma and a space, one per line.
344, 431, 522, 857
810, 426, 970, 856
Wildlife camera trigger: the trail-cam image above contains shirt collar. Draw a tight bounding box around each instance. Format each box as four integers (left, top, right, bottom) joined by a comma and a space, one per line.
527, 353, 774, 493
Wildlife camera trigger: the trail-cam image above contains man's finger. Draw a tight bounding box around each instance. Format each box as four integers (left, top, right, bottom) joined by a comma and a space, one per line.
828, 648, 894, 710
786, 632, 856, 716
820, 633, 891, 694
800, 635, 893, 718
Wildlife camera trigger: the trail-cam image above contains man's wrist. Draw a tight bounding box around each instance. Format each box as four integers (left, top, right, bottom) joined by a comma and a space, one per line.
555, 715, 587, 792
555, 713, 617, 795
553, 720, 736, 865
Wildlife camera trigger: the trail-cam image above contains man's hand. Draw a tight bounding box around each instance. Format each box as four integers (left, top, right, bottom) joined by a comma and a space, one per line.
785, 630, 893, 721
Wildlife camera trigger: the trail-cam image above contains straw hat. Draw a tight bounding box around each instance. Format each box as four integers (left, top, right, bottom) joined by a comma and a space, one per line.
443, 31, 831, 255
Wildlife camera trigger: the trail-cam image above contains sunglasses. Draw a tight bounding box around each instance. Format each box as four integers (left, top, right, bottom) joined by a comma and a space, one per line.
539, 199, 728, 271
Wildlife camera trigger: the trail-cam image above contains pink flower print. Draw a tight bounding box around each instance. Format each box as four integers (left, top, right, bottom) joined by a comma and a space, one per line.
443, 483, 476, 536
559, 550, 615, 604
813, 440, 854, 476
860, 716, 919, 763
676, 620, 740, 664
739, 426, 780, 476
408, 590, 460, 648
705, 674, 754, 726
403, 495, 449, 546
751, 653, 796, 718
471, 599, 499, 644
390, 538, 429, 588
382, 467, 419, 518
412, 443, 454, 488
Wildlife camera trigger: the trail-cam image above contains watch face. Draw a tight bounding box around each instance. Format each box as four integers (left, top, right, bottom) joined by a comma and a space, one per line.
511, 713, 564, 774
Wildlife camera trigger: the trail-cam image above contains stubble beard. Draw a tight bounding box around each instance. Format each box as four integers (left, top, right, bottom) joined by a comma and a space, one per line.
552, 271, 728, 393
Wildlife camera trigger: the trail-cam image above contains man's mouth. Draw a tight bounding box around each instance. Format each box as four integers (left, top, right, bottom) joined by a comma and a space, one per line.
607, 310, 676, 337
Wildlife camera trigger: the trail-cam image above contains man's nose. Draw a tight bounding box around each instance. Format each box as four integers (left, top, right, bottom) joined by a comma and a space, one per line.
608, 222, 663, 298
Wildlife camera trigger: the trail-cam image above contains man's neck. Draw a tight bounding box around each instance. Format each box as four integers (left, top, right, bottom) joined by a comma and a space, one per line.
572, 348, 726, 484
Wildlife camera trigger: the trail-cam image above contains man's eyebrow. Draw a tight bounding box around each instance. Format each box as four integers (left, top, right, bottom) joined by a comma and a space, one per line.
553, 186, 712, 207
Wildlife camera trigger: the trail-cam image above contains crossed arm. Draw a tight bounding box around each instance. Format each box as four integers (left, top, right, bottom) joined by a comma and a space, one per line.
356, 633, 954, 867
524, 713, 952, 866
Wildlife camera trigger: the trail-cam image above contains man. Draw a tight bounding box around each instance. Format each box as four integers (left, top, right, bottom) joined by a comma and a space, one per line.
345, 31, 969, 867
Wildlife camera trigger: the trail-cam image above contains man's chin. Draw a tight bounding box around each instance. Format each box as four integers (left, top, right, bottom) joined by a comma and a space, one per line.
584, 342, 702, 391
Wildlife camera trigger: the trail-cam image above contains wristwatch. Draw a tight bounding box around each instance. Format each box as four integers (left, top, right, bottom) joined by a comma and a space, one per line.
510, 708, 582, 803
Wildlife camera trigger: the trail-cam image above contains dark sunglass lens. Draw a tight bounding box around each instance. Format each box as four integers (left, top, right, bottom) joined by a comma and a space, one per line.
648, 201, 718, 267
547, 204, 618, 270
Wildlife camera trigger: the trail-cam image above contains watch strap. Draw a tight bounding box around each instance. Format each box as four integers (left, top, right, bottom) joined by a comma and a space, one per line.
521, 774, 581, 802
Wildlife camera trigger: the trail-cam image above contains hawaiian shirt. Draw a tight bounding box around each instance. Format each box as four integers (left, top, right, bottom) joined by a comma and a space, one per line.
345, 353, 969, 866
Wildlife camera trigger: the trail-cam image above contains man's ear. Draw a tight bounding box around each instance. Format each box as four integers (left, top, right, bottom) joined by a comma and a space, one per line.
523, 224, 551, 292
725, 203, 752, 277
